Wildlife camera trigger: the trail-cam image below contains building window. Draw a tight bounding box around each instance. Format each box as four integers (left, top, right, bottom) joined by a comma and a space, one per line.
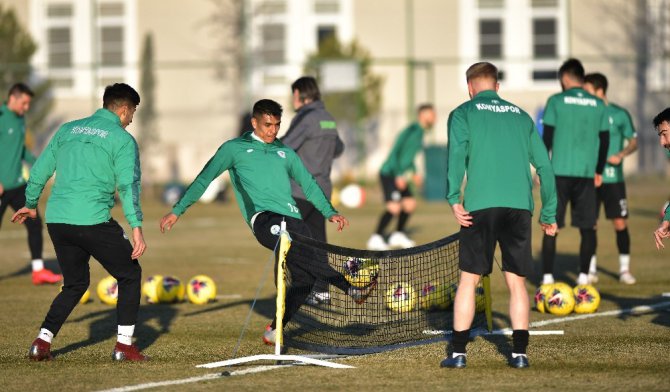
100, 26, 124, 66
47, 27, 72, 68
261, 24, 285, 65
533, 18, 557, 59
258, 1, 287, 15
647, 0, 670, 91
314, 0, 339, 13
479, 19, 502, 59
317, 25, 336, 49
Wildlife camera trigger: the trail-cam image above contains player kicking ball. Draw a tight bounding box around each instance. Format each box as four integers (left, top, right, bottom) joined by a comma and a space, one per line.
159, 99, 376, 345
442, 62, 557, 369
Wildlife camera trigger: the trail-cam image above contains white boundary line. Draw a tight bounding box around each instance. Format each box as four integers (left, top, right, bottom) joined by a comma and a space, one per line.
97, 300, 670, 392
214, 294, 243, 299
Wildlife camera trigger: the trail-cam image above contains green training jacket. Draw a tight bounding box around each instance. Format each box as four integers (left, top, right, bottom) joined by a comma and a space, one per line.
380, 122, 424, 176
0, 103, 36, 190
25, 108, 143, 227
446, 90, 557, 224
172, 131, 337, 227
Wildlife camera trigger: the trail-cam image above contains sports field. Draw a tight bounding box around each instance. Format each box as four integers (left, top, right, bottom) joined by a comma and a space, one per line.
0, 177, 668, 391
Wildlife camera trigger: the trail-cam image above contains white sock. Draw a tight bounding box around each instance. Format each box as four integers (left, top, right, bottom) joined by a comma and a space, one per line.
38, 328, 54, 343
452, 352, 466, 358
117, 325, 135, 345
512, 353, 527, 358
589, 255, 597, 274
619, 254, 630, 273
577, 273, 588, 285
32, 259, 44, 272
542, 274, 554, 284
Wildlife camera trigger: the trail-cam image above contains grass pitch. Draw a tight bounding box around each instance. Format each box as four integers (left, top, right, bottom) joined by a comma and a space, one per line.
0, 177, 668, 391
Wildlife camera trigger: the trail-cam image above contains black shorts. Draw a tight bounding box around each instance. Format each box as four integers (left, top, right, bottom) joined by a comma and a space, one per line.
555, 176, 597, 229
380, 174, 412, 202
596, 182, 628, 219
459, 208, 532, 277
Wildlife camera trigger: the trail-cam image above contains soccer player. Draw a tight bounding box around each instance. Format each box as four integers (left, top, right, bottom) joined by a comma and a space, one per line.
13, 83, 148, 361
653, 108, 670, 249
281, 76, 344, 305
442, 62, 557, 369
0, 83, 61, 285
367, 104, 436, 250
541, 58, 610, 286
159, 99, 375, 344
583, 73, 638, 284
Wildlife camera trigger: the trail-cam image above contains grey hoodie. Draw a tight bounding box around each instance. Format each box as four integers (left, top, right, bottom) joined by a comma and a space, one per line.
281, 100, 344, 200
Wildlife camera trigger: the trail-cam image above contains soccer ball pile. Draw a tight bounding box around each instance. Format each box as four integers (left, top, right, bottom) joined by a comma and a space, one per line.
535, 282, 600, 315
95, 274, 217, 305
387, 282, 486, 313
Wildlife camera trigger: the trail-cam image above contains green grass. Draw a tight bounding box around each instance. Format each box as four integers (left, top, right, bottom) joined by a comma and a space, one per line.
0, 177, 668, 391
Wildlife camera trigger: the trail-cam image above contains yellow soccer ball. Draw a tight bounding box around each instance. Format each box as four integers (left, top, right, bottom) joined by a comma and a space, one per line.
61, 285, 90, 304
386, 282, 417, 312
157, 276, 184, 303
343, 257, 379, 288
544, 282, 575, 316
142, 275, 163, 304
97, 276, 118, 305
419, 282, 452, 311
187, 275, 217, 305
534, 284, 554, 313
573, 284, 601, 314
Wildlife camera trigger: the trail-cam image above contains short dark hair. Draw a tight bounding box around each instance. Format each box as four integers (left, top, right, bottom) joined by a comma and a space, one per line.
103, 83, 140, 110
653, 108, 670, 128
584, 73, 608, 94
8, 82, 34, 99
291, 76, 321, 103
559, 58, 585, 82
417, 103, 434, 114
252, 99, 283, 119
466, 62, 498, 82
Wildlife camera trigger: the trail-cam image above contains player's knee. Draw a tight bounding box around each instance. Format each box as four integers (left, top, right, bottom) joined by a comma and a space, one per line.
612, 219, 627, 231
402, 198, 416, 212
386, 202, 401, 215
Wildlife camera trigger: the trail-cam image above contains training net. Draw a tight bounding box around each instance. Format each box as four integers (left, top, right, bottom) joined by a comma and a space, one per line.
281, 232, 490, 355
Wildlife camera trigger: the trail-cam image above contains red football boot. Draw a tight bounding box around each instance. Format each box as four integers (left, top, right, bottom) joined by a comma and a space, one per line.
112, 342, 148, 361
28, 338, 53, 361
32, 269, 63, 285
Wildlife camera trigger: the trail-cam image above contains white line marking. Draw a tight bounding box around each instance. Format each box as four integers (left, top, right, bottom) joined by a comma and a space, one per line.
422, 329, 564, 336
214, 294, 242, 299
96, 365, 288, 392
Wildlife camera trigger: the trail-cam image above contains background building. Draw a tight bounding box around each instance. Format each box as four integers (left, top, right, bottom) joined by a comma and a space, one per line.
1, 0, 668, 183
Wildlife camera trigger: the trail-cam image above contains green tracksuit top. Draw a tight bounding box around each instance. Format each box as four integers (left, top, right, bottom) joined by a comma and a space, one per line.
380, 122, 424, 176
172, 131, 338, 228
602, 103, 636, 184
0, 103, 36, 191
25, 108, 143, 227
446, 90, 557, 224
542, 87, 609, 178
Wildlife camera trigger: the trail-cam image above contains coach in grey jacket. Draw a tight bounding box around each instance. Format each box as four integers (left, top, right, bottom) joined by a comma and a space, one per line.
281, 76, 344, 305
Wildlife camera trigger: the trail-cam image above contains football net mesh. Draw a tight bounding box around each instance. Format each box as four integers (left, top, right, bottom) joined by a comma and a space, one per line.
281, 232, 489, 355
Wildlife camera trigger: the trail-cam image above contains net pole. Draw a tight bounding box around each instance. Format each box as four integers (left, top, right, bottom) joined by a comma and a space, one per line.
482, 274, 493, 332
274, 220, 291, 355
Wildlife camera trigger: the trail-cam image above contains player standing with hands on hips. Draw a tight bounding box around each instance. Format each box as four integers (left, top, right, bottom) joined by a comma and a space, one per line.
442, 62, 557, 369
541, 58, 610, 286
13, 83, 148, 362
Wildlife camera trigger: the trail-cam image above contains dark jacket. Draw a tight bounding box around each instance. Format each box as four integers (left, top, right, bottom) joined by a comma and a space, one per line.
281, 100, 344, 199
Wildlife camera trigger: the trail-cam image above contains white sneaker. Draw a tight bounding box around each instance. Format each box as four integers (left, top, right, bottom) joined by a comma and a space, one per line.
619, 271, 636, 285
577, 273, 589, 286
367, 234, 389, 250
542, 274, 555, 285
306, 291, 331, 305
262, 325, 276, 345
388, 231, 415, 248
587, 273, 599, 284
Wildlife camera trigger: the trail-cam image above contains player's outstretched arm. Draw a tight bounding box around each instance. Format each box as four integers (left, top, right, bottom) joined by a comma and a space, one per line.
654, 220, 670, 250
328, 214, 349, 232
131, 227, 146, 259
11, 207, 37, 224
160, 213, 179, 233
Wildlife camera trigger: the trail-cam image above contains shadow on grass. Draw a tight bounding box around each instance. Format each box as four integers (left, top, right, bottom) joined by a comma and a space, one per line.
600, 291, 670, 328
51, 304, 178, 357
0, 258, 60, 282
182, 296, 276, 320
531, 253, 580, 286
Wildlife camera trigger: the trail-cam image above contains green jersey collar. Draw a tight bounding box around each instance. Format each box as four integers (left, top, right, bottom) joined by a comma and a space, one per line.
241, 130, 284, 147
93, 108, 123, 126
473, 90, 500, 100
0, 103, 21, 119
